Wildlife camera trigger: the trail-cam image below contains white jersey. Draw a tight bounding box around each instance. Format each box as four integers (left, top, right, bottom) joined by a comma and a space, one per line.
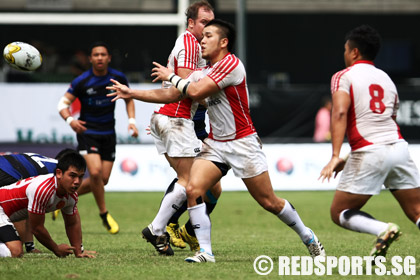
189, 53, 256, 141
0, 174, 78, 222
331, 60, 403, 151
157, 30, 204, 118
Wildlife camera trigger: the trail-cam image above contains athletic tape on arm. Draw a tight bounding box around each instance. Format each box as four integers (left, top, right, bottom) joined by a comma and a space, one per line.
57, 96, 72, 112
169, 73, 190, 99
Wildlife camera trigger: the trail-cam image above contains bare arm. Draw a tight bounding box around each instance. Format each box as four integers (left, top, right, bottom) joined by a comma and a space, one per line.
123, 98, 139, 138
107, 79, 183, 104
63, 211, 95, 258
58, 92, 87, 134
29, 212, 75, 257
319, 90, 350, 182
150, 61, 219, 101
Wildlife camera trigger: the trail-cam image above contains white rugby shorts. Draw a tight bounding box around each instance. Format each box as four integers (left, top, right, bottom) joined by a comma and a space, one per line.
150, 113, 202, 157
0, 206, 13, 228
338, 141, 420, 195
197, 133, 268, 178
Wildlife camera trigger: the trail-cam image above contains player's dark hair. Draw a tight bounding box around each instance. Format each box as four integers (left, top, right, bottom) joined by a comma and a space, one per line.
205, 19, 236, 53
345, 25, 381, 61
55, 151, 86, 174
89, 41, 110, 55
185, 0, 214, 25
55, 148, 76, 160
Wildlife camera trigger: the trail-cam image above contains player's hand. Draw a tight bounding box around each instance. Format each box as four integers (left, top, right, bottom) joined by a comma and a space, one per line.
76, 250, 97, 258
145, 125, 151, 135
319, 156, 346, 182
128, 124, 139, 138
70, 119, 87, 134
151, 62, 173, 83
107, 79, 131, 102
54, 244, 75, 258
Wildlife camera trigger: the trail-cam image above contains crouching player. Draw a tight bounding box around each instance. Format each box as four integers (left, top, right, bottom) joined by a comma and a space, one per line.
0, 151, 95, 258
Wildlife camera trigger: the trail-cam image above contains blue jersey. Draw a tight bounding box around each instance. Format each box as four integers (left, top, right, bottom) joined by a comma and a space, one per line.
68, 67, 129, 135
0, 153, 57, 181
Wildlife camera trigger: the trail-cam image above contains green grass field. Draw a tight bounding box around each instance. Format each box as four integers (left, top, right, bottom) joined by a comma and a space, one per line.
1, 190, 419, 279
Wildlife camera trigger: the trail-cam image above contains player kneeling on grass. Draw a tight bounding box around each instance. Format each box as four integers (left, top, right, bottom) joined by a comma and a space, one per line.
0, 151, 95, 258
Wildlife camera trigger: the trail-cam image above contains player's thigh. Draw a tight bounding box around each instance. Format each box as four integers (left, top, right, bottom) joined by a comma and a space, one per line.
164, 154, 195, 184
188, 159, 223, 198
242, 171, 283, 213
391, 188, 420, 222
83, 153, 103, 175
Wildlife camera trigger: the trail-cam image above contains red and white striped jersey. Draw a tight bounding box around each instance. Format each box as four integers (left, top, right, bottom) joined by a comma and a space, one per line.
331, 60, 403, 151
189, 53, 256, 141
0, 174, 78, 222
156, 30, 204, 119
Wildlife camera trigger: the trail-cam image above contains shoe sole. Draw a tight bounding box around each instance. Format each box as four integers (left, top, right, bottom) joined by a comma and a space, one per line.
372, 229, 402, 257
142, 229, 174, 256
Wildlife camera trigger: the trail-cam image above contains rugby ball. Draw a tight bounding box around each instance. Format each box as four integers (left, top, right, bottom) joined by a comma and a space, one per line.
3, 41, 42, 71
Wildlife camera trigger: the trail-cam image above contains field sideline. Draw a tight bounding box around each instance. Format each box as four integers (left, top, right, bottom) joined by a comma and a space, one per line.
0, 190, 418, 279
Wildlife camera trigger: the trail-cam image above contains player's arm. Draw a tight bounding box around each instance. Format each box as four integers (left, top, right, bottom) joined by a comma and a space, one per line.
123, 98, 139, 138
319, 90, 350, 182
151, 61, 219, 100
57, 92, 86, 134
28, 212, 75, 257
107, 80, 183, 104
62, 211, 95, 258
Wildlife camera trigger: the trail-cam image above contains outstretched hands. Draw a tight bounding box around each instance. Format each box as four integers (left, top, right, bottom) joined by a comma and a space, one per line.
151, 61, 173, 83
106, 79, 131, 102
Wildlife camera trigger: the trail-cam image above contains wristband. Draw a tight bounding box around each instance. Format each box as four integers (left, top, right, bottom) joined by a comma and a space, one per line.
128, 118, 136, 125
66, 116, 74, 125
169, 73, 190, 98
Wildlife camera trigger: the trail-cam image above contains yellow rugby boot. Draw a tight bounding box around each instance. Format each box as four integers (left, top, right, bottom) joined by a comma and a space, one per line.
179, 224, 199, 252
101, 212, 119, 234
166, 223, 186, 249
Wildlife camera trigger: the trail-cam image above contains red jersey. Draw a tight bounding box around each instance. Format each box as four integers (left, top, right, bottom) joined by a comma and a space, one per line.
0, 174, 78, 222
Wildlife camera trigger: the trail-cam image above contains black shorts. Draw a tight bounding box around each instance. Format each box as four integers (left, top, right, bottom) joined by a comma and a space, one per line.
0, 169, 17, 188
77, 133, 116, 162
0, 225, 20, 243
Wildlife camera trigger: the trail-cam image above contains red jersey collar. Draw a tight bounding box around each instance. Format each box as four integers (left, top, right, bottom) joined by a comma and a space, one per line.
352, 60, 374, 66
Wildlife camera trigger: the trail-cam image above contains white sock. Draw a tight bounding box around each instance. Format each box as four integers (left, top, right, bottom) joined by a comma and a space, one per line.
277, 200, 312, 244
151, 182, 186, 236
339, 209, 389, 236
0, 243, 11, 257
416, 217, 420, 230
188, 203, 212, 255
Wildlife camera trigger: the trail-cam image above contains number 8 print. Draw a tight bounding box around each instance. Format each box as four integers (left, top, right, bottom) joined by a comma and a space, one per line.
369, 84, 385, 114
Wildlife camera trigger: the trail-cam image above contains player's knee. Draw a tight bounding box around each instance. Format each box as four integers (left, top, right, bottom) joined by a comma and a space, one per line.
88, 169, 102, 179
8, 245, 23, 258
102, 177, 110, 185
330, 207, 341, 225
185, 184, 201, 200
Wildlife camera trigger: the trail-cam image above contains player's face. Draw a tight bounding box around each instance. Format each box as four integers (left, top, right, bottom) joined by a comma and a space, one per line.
89, 46, 111, 74
56, 166, 85, 195
189, 7, 214, 41
201, 25, 226, 62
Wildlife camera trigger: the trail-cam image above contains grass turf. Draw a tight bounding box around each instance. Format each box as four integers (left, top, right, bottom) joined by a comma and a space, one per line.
0, 190, 419, 279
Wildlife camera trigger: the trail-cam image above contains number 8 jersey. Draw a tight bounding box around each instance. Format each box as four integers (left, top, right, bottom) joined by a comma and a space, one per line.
331, 60, 404, 151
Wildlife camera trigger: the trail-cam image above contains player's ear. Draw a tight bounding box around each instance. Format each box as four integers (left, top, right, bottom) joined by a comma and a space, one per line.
55, 168, 63, 179
188, 18, 194, 29
220, 37, 228, 49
